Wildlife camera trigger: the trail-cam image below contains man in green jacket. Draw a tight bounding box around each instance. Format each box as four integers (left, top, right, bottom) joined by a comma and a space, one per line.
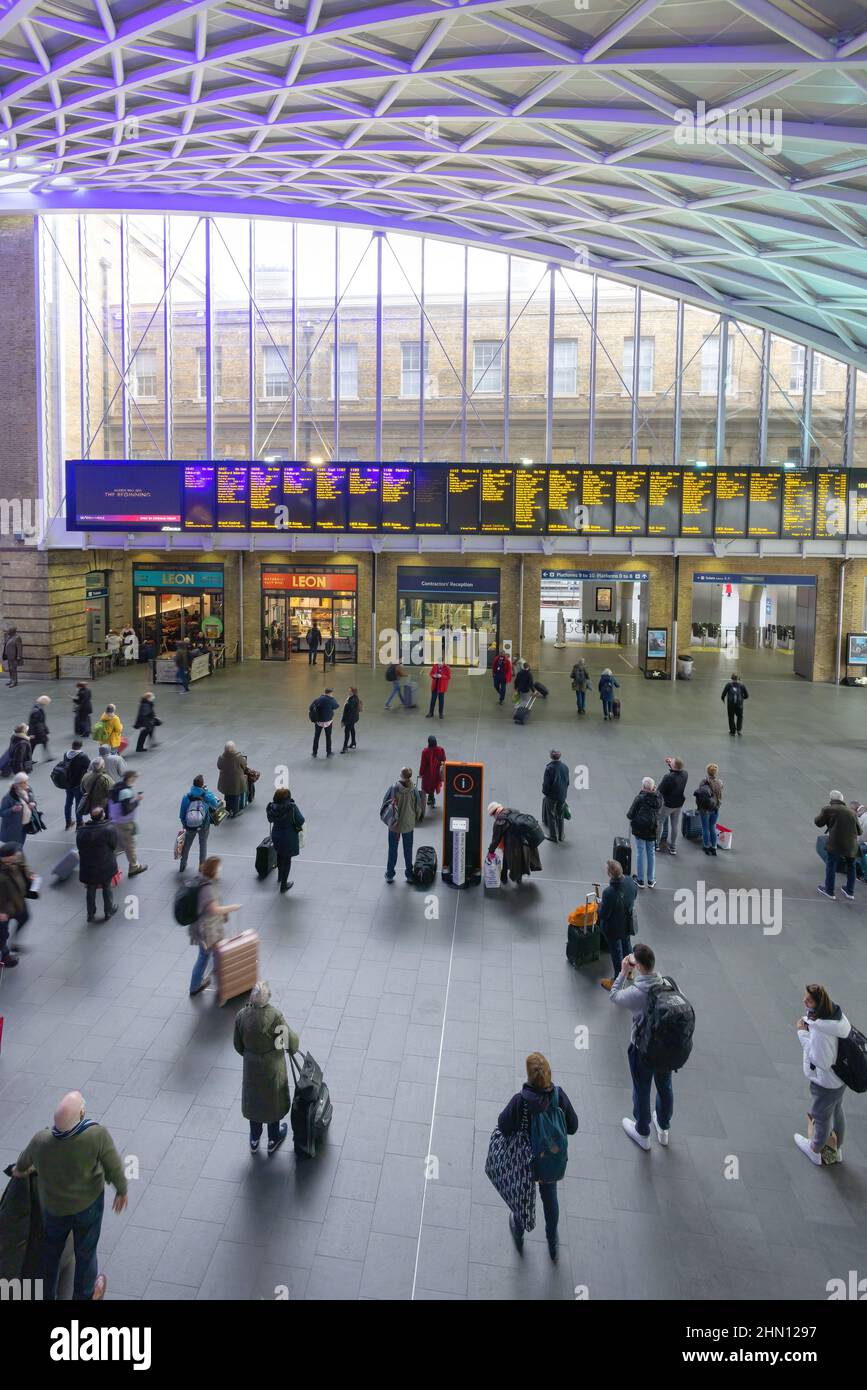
381, 766, 424, 883
12, 1090, 128, 1300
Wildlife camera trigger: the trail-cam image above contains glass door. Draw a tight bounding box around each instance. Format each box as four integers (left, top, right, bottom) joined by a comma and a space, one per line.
425, 600, 472, 664
263, 594, 288, 660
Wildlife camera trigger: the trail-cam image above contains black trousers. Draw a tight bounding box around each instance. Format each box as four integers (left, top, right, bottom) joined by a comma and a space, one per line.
726, 703, 743, 734
307, 647, 318, 665
313, 723, 332, 755
277, 854, 292, 889
342, 722, 357, 749
136, 726, 154, 751
85, 883, 114, 919
428, 691, 445, 717
250, 1120, 282, 1144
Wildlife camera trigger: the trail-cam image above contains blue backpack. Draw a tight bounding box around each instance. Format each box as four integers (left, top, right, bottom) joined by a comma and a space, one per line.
530, 1089, 568, 1182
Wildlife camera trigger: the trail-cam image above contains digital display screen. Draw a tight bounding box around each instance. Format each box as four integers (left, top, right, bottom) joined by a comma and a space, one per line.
183, 464, 215, 530
680, 472, 713, 537
381, 468, 413, 532
614, 469, 646, 535
547, 468, 582, 534
347, 467, 380, 531
714, 470, 748, 537
71, 463, 182, 528
816, 472, 847, 537
216, 465, 248, 530
480, 468, 514, 533
848, 471, 867, 540
315, 467, 347, 530
514, 468, 545, 533
781, 472, 814, 539
749, 470, 782, 537
581, 468, 615, 534
647, 470, 680, 536
448, 468, 480, 533
249, 465, 282, 530
281, 466, 315, 530
414, 467, 447, 530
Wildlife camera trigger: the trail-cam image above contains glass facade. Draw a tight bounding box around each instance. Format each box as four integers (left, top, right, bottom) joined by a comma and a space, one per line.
38, 214, 859, 517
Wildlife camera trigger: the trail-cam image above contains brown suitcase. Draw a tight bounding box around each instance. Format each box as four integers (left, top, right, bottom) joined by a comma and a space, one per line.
213, 929, 258, 1007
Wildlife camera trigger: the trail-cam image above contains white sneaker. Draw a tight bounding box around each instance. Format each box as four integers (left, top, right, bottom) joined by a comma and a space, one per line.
647, 879, 656, 889
794, 1133, 822, 1166
622, 1117, 651, 1151
653, 1115, 669, 1147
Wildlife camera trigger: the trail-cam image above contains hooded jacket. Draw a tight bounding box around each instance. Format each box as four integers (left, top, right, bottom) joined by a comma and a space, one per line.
799, 1006, 851, 1090
498, 1083, 579, 1181
266, 797, 305, 857
75, 821, 118, 886
233, 1003, 299, 1124
514, 666, 534, 695
610, 968, 663, 1043
63, 750, 90, 790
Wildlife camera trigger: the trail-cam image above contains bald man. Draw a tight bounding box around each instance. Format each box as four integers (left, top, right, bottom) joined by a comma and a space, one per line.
13, 1090, 128, 1300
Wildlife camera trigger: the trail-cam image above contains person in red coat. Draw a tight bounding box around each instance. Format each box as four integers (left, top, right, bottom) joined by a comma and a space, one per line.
492, 649, 512, 705
419, 735, 446, 808
426, 662, 451, 719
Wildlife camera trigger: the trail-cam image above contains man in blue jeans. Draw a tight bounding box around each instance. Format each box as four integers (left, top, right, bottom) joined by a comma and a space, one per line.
815, 790, 859, 902
381, 766, 423, 882
610, 942, 673, 1151
12, 1090, 128, 1300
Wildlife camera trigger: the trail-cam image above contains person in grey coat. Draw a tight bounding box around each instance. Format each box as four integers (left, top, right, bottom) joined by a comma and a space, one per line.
541, 749, 570, 843
233, 981, 300, 1155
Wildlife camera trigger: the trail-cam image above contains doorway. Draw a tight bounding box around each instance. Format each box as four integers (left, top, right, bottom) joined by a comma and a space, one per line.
539, 570, 644, 669
262, 595, 288, 661
689, 575, 817, 678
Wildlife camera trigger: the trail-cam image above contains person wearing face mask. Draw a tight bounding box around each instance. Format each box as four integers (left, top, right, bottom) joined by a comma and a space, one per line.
187, 856, 240, 997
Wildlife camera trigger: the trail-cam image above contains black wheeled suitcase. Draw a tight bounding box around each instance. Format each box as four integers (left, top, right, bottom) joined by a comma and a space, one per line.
566, 894, 601, 967
612, 698, 621, 719
613, 836, 632, 875
255, 836, 277, 880
513, 692, 537, 725
681, 811, 702, 842
290, 1051, 333, 1158
533, 681, 549, 698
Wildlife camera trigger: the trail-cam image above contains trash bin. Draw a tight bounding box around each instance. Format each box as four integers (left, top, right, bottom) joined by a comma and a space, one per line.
677, 654, 694, 680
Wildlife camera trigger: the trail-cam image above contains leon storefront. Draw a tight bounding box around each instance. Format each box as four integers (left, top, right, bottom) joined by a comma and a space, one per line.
261, 566, 358, 661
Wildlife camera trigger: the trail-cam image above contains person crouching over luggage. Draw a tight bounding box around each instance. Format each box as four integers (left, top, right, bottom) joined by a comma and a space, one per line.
266, 786, 305, 893
486, 802, 543, 886
234, 981, 300, 1156
188, 857, 240, 997
498, 1052, 579, 1262
598, 859, 637, 991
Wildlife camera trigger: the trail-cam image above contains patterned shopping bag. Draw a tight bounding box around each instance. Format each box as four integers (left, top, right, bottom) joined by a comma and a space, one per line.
484, 1105, 536, 1231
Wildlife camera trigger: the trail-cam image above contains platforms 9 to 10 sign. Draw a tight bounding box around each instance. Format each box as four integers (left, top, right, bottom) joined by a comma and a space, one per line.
66, 461, 864, 539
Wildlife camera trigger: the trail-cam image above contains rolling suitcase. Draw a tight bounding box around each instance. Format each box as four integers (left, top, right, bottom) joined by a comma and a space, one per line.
51, 850, 79, 883
532, 681, 549, 698
513, 692, 537, 725
681, 811, 702, 841
613, 836, 632, 876
255, 836, 277, 880
213, 929, 259, 1006
566, 893, 601, 967
290, 1051, 333, 1158
612, 698, 621, 719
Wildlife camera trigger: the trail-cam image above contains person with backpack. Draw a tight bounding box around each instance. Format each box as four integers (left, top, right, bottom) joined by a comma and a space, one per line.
0, 840, 36, 970
55, 739, 89, 829
76, 807, 119, 923
721, 672, 749, 736
78, 758, 113, 820
266, 787, 305, 893
694, 762, 724, 856
234, 981, 300, 1155
541, 749, 570, 844
322, 632, 337, 670
310, 687, 339, 758
497, 1052, 579, 1261
598, 668, 620, 720
657, 756, 688, 855
306, 622, 322, 667
107, 770, 147, 878
28, 694, 51, 762
217, 741, 248, 817
570, 658, 590, 715
384, 660, 408, 710
73, 682, 92, 738
380, 767, 424, 884
426, 660, 451, 719
598, 859, 638, 990
627, 776, 663, 888
340, 686, 361, 752
93, 704, 123, 750
815, 790, 859, 902
178, 775, 221, 873
419, 734, 446, 809
794, 983, 855, 1166
4, 723, 33, 776
3, 626, 23, 687
486, 801, 544, 886
491, 648, 512, 705
133, 692, 161, 752
611, 942, 685, 1151
182, 856, 240, 996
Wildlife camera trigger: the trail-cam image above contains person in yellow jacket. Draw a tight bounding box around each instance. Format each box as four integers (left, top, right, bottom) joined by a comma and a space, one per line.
95, 703, 123, 750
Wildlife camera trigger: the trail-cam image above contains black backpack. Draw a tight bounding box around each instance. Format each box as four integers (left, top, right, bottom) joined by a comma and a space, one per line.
308, 699, 322, 724
630, 796, 657, 839
832, 1025, 867, 1093
173, 881, 200, 927
508, 811, 545, 848
635, 976, 695, 1072
412, 845, 438, 887
50, 759, 68, 790
694, 781, 716, 813
385, 663, 397, 682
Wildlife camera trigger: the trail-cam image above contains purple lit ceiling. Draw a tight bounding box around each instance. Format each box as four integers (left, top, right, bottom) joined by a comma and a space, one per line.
2, 0, 867, 362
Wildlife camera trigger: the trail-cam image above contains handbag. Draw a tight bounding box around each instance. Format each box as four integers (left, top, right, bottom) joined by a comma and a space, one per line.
563, 802, 571, 821
25, 807, 46, 835
173, 829, 185, 860
111, 868, 123, 888
484, 1104, 536, 1230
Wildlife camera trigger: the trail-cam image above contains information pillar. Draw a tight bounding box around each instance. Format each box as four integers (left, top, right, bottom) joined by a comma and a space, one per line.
442, 762, 484, 887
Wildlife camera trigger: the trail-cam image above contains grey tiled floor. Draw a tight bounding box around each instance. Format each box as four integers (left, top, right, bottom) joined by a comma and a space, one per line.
1, 649, 865, 1301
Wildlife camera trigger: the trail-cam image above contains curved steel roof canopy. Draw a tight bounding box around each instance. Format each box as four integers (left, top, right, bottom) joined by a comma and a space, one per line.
2, 0, 867, 363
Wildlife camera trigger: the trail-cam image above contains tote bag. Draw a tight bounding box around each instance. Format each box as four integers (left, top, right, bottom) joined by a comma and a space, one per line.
484, 1105, 536, 1231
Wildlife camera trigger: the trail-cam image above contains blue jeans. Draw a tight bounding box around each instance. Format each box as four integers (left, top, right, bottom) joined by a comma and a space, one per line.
190, 944, 212, 992
628, 1042, 673, 1138
700, 809, 719, 849
177, 667, 190, 691
608, 934, 628, 978
179, 822, 210, 871
386, 830, 414, 880
513, 1181, 559, 1242
824, 851, 855, 897
64, 785, 83, 826
601, 697, 613, 717
385, 680, 405, 709
40, 1190, 104, 1300
634, 837, 655, 883
575, 689, 586, 712
493, 676, 506, 703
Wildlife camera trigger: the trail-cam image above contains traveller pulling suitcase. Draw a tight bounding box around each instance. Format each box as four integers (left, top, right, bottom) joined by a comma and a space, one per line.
213, 929, 259, 1006
290, 1051, 333, 1158
255, 836, 277, 880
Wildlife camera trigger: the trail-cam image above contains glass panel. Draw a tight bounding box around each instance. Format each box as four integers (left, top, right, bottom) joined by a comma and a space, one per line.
169, 215, 207, 457
135, 593, 158, 649
502, 256, 542, 463
253, 219, 292, 460
633, 291, 676, 466
263, 594, 287, 660
40, 214, 82, 512
594, 278, 636, 466
296, 223, 336, 461
724, 321, 763, 467
854, 369, 867, 469
767, 334, 804, 466
421, 238, 464, 462
337, 227, 377, 460
679, 303, 721, 465
127, 215, 166, 459
160, 591, 183, 648
552, 267, 593, 464
212, 218, 250, 459
82, 214, 124, 458
382, 233, 423, 461
809, 351, 847, 468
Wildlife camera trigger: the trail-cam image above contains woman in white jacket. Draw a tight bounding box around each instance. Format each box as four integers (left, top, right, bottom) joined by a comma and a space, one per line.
795, 983, 850, 1165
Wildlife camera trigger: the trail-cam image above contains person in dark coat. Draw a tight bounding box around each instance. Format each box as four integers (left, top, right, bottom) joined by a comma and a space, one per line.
0, 774, 37, 846
78, 759, 113, 820
6, 724, 33, 776
3, 627, 23, 687
73, 682, 92, 738
61, 739, 90, 829
340, 686, 361, 753
28, 695, 51, 760
266, 787, 305, 892
311, 688, 339, 759
75, 807, 118, 923
721, 672, 749, 736
815, 790, 860, 902
487, 801, 542, 886
0, 841, 35, 969
598, 668, 620, 720
542, 749, 569, 843
513, 661, 534, 703
133, 692, 161, 752
419, 734, 446, 808
306, 623, 322, 666
657, 756, 687, 855
217, 742, 248, 816
233, 982, 300, 1154
598, 859, 638, 989
627, 777, 663, 888
498, 1051, 579, 1262
175, 642, 190, 692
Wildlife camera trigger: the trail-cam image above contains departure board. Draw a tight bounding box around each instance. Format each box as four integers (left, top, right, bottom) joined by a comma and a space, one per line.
848, 470, 867, 539
614, 469, 647, 535
714, 470, 748, 537
183, 464, 216, 530
347, 467, 380, 531
781, 472, 814, 539
647, 470, 680, 536
547, 468, 583, 534
749, 470, 782, 537
480, 468, 514, 533
815, 471, 847, 537
415, 467, 447, 530
381, 467, 413, 532
315, 467, 347, 530
514, 467, 545, 533
281, 466, 315, 530
249, 464, 282, 529
216, 465, 248, 529
681, 472, 713, 537
581, 468, 615, 534
448, 468, 480, 533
